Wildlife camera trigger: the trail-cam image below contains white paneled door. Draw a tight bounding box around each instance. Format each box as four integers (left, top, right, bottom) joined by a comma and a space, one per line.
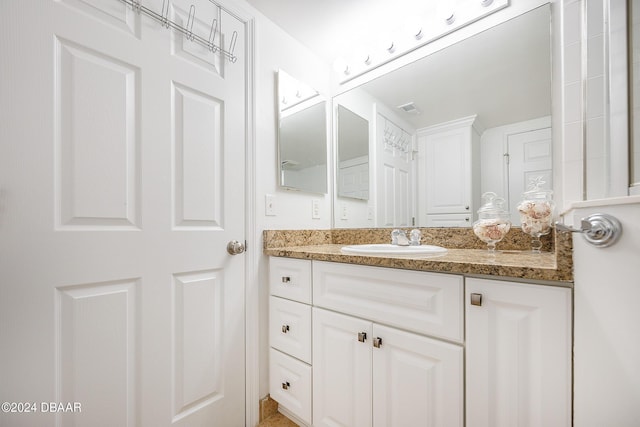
0, 1, 247, 426
507, 128, 552, 224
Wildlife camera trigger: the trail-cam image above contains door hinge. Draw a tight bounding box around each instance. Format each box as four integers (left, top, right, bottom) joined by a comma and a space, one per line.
503, 153, 510, 165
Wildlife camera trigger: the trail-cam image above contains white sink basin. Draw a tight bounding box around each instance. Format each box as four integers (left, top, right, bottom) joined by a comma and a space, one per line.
341, 244, 447, 256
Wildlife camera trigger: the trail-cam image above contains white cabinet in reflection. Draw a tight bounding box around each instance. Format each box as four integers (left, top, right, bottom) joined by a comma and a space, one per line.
418, 115, 482, 227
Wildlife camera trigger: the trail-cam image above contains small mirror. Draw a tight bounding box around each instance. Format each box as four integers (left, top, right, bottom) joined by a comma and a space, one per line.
337, 105, 369, 200
278, 70, 328, 194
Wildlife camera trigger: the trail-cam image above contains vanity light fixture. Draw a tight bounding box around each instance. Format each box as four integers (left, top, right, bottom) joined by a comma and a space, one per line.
333, 0, 509, 83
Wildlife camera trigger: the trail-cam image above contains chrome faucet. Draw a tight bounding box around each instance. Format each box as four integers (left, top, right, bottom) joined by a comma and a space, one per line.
391, 229, 410, 246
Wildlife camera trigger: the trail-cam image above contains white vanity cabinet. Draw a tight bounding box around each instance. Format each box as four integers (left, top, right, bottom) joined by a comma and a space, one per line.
417, 115, 481, 227
269, 257, 464, 427
268, 257, 572, 427
465, 278, 572, 427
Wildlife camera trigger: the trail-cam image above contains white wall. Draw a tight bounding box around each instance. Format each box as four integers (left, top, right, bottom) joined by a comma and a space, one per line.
571, 198, 640, 426
247, 6, 332, 400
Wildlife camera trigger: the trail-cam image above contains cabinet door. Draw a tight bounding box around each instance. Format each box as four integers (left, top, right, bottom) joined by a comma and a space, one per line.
424, 128, 471, 214
465, 278, 572, 427
372, 324, 463, 427
313, 308, 372, 427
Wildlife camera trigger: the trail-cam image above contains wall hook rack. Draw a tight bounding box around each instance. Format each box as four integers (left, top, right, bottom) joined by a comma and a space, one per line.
119, 0, 238, 63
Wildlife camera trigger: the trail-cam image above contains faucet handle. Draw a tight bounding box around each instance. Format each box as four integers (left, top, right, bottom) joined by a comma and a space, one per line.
409, 229, 421, 246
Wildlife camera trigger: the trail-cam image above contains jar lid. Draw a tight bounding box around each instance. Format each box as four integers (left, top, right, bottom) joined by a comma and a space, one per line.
477, 192, 509, 217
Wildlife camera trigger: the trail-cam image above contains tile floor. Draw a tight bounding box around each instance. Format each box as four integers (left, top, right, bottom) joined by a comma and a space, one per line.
258, 411, 298, 426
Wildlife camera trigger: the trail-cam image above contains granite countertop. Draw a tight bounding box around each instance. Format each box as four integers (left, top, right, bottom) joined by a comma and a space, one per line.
263, 228, 573, 284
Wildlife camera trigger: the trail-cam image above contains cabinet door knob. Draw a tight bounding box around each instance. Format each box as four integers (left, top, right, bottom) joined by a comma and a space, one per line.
465, 206, 470, 210
281, 324, 290, 333
358, 332, 367, 342
282, 381, 290, 390
470, 293, 483, 306
373, 337, 383, 348
281, 276, 291, 283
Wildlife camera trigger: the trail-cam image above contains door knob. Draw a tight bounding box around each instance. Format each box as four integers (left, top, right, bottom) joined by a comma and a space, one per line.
227, 240, 245, 255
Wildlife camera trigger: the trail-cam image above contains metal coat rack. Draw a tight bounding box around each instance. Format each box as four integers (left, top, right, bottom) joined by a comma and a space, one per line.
119, 0, 238, 63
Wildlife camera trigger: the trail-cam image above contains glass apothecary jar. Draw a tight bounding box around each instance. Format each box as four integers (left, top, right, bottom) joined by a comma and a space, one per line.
472, 192, 511, 252
517, 177, 555, 253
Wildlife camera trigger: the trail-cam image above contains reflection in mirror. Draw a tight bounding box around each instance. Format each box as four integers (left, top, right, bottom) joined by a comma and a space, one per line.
337, 105, 369, 200
278, 70, 328, 194
331, 5, 552, 228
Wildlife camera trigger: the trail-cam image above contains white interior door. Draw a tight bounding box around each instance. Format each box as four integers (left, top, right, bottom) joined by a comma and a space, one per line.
376, 114, 413, 227
507, 128, 552, 224
0, 1, 247, 426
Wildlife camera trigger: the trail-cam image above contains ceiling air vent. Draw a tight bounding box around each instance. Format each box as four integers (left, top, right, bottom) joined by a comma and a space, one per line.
397, 102, 420, 114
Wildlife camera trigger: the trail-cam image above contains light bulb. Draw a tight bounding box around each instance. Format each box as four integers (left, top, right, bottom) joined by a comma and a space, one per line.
406, 17, 424, 40
445, 13, 456, 25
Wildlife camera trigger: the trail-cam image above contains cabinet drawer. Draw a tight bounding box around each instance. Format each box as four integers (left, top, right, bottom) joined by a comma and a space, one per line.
270, 296, 311, 364
313, 261, 464, 342
269, 257, 312, 304
269, 348, 312, 425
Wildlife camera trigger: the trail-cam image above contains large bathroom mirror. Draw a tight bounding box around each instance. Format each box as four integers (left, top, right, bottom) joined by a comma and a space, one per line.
336, 105, 369, 200
278, 70, 328, 194
332, 5, 552, 228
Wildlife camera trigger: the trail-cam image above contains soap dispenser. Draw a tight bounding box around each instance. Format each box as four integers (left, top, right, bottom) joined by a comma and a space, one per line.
472, 192, 511, 252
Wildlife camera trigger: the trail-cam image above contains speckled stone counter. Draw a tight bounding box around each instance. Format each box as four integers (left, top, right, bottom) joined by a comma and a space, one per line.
263, 228, 573, 284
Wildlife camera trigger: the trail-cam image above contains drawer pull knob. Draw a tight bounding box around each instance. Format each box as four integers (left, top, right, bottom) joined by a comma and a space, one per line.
357, 332, 367, 342
281, 324, 290, 333
282, 381, 290, 390
470, 293, 483, 306
281, 276, 291, 283
373, 337, 383, 348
